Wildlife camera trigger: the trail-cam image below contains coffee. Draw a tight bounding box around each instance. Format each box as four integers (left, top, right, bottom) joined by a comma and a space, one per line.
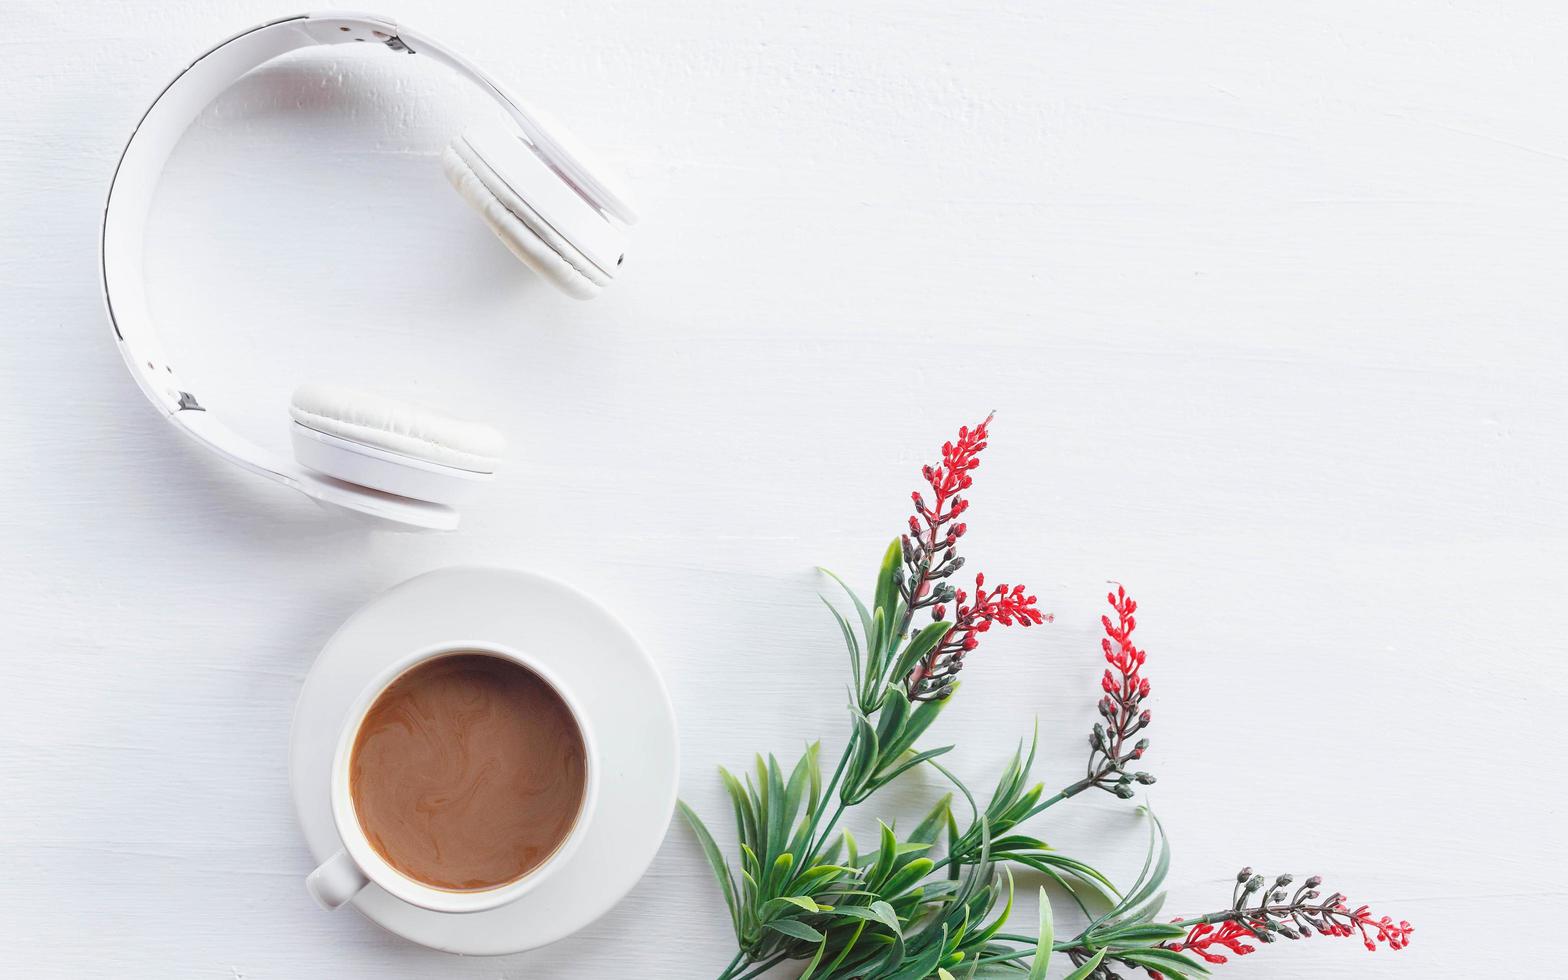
348, 653, 587, 891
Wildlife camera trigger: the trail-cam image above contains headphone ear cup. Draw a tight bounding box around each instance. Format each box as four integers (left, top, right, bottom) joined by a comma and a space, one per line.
288, 384, 504, 505
443, 137, 606, 300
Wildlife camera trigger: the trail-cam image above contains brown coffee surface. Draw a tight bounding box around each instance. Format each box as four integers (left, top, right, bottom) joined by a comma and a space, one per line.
349, 653, 587, 891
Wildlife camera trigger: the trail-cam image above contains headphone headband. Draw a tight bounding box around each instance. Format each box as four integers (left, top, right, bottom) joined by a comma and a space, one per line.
101, 12, 608, 530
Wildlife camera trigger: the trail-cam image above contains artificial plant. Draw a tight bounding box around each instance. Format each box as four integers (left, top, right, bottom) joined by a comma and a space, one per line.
682, 416, 1409, 980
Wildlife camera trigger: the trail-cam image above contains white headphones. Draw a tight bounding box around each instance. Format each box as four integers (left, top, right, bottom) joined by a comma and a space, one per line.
101, 12, 637, 530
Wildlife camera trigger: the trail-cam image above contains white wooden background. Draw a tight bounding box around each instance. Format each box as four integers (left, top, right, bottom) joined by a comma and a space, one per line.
1, 0, 1560, 976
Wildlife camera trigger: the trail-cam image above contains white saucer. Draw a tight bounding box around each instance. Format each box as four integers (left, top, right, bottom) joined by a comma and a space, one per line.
289, 566, 678, 955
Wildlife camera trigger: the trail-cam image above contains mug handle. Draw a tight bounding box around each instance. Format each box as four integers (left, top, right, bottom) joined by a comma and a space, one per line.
306, 849, 368, 910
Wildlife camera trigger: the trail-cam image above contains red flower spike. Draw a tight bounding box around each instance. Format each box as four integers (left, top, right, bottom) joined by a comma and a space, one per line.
897, 415, 1048, 701
1082, 585, 1156, 797
1162, 873, 1412, 969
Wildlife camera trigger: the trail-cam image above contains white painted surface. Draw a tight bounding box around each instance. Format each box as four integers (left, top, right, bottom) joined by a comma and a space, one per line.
0, 1, 1558, 976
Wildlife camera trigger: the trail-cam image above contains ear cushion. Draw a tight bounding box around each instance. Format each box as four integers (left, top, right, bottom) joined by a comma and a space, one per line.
289, 384, 506, 473
443, 138, 606, 300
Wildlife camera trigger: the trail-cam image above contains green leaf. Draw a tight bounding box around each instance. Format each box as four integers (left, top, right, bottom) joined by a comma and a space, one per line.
718, 766, 758, 853
910, 793, 954, 846
929, 759, 979, 822
886, 924, 946, 979
869, 539, 906, 672
1003, 784, 1044, 827
1089, 809, 1169, 931
873, 538, 902, 631
945, 801, 962, 882
1119, 813, 1171, 923
1026, 888, 1053, 980
1117, 947, 1212, 978
885, 689, 952, 759
882, 857, 935, 898
873, 744, 955, 787
868, 606, 889, 692
869, 899, 903, 934
866, 821, 900, 888
765, 755, 789, 864
795, 864, 850, 892
822, 920, 866, 974
844, 707, 881, 803
968, 866, 1015, 946
765, 918, 825, 943
806, 741, 823, 817
738, 842, 760, 876
818, 833, 845, 868
890, 620, 954, 691
1095, 920, 1186, 944
752, 758, 769, 846
988, 740, 1029, 817
822, 597, 865, 702
676, 801, 737, 930
763, 895, 822, 916
874, 687, 912, 754
830, 904, 890, 921
1004, 854, 1119, 920
764, 851, 795, 897
1061, 948, 1107, 980
798, 939, 830, 980
818, 565, 874, 642
988, 834, 1050, 853
1126, 890, 1168, 928
785, 747, 815, 840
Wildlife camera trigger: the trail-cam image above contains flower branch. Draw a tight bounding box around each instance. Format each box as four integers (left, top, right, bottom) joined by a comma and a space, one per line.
1164, 869, 1414, 966
679, 416, 1409, 980
898, 414, 1047, 701
1083, 584, 1156, 799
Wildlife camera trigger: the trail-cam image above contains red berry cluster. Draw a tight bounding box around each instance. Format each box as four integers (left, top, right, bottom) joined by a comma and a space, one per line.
1084, 585, 1155, 797
899, 415, 1047, 701
911, 574, 1046, 700
1171, 920, 1256, 963
1163, 870, 1413, 972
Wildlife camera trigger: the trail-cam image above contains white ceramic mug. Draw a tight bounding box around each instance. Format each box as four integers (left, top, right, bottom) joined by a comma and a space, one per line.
305, 640, 599, 914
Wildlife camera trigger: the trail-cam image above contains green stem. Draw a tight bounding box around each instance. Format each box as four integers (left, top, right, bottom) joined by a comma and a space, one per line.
810, 802, 850, 863
714, 950, 748, 980
733, 953, 788, 980
803, 735, 855, 862
1022, 776, 1096, 821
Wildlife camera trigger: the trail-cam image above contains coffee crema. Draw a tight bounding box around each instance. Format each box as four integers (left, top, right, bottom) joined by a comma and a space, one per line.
349, 653, 587, 891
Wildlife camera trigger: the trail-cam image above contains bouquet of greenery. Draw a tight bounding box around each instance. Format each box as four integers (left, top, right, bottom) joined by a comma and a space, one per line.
682, 417, 1411, 980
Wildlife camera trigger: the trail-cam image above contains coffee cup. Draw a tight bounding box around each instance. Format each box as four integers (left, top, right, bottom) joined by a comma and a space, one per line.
305, 640, 598, 914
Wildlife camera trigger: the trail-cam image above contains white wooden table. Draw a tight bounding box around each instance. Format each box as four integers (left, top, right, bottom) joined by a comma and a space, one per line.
2, 1, 1557, 976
